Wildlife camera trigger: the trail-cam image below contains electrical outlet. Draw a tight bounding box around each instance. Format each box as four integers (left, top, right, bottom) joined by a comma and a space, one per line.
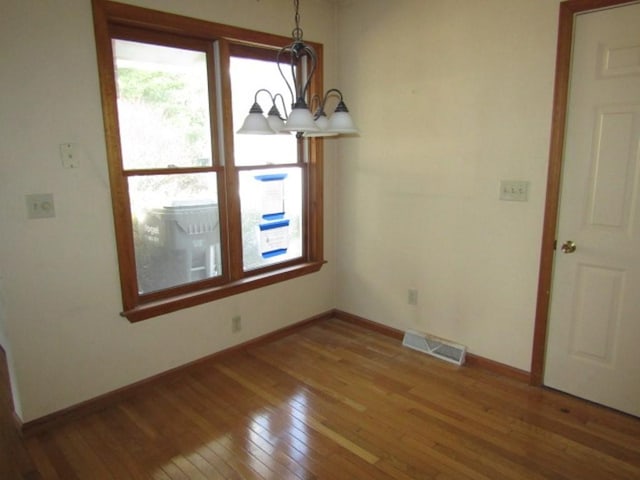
408, 288, 418, 305
26, 193, 56, 219
232, 315, 242, 333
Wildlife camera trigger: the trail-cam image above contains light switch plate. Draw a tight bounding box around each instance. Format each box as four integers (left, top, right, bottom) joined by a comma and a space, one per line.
60, 143, 79, 169
500, 180, 529, 202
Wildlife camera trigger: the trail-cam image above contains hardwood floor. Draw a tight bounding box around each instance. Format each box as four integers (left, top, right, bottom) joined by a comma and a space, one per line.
0, 348, 39, 480
2, 318, 640, 479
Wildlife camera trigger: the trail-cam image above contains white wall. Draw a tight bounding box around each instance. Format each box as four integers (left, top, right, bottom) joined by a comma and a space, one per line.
0, 0, 338, 422
334, 0, 561, 370
1, 0, 566, 422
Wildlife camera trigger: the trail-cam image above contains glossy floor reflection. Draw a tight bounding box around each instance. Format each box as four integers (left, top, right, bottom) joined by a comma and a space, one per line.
6, 318, 640, 479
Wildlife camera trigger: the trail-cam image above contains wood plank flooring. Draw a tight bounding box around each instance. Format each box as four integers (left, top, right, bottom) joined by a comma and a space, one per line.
2, 318, 640, 479
0, 347, 40, 480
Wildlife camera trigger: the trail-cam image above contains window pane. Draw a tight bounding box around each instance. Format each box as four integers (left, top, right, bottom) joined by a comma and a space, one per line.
129, 173, 221, 294
114, 39, 212, 170
240, 167, 303, 271
231, 56, 297, 166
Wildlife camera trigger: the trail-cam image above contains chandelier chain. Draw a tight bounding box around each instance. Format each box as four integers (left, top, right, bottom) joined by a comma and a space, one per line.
292, 0, 303, 41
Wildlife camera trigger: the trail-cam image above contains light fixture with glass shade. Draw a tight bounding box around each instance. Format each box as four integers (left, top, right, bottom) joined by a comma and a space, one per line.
304, 89, 358, 137
236, 89, 288, 134
236, 0, 358, 137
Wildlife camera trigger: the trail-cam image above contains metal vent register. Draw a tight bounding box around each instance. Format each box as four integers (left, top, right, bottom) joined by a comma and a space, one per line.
402, 330, 467, 366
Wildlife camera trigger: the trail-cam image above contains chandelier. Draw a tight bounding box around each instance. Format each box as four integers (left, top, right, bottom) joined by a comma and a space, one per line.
237, 0, 358, 137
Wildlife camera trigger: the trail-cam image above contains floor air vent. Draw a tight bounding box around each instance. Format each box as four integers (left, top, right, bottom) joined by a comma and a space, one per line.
402, 330, 467, 366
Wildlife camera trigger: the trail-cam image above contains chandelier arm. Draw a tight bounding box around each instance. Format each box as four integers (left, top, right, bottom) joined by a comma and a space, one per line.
275, 0, 318, 109
317, 88, 341, 114
289, 50, 300, 104
300, 44, 317, 104
323, 88, 343, 102
284, 42, 317, 108
277, 47, 296, 107
272, 93, 288, 119
309, 93, 322, 117
253, 88, 276, 104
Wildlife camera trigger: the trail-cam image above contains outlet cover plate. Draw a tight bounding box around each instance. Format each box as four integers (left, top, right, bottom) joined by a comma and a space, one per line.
26, 193, 56, 219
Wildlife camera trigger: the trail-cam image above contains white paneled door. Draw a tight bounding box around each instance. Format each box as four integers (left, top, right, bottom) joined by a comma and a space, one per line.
544, 2, 640, 417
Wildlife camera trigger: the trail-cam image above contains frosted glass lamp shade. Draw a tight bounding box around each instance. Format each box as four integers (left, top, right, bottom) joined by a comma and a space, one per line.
315, 114, 330, 131
327, 111, 358, 134
237, 101, 275, 134
304, 114, 338, 137
267, 113, 286, 133
265, 103, 288, 134
237, 112, 274, 134
281, 106, 319, 132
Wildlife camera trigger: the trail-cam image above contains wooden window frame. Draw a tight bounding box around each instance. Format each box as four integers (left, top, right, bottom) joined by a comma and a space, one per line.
92, 0, 325, 322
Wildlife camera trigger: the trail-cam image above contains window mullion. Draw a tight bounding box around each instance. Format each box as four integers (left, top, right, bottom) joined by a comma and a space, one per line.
216, 39, 244, 281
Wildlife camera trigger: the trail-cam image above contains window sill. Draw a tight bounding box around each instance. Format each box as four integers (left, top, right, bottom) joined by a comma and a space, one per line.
121, 260, 326, 322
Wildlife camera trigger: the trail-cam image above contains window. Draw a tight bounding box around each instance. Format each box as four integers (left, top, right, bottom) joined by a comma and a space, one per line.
92, 1, 324, 321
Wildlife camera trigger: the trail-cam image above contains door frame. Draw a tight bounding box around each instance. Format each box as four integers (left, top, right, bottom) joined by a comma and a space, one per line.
530, 0, 639, 386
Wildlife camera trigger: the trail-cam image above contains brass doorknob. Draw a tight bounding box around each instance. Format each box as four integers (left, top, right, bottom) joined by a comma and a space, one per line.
560, 240, 577, 254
